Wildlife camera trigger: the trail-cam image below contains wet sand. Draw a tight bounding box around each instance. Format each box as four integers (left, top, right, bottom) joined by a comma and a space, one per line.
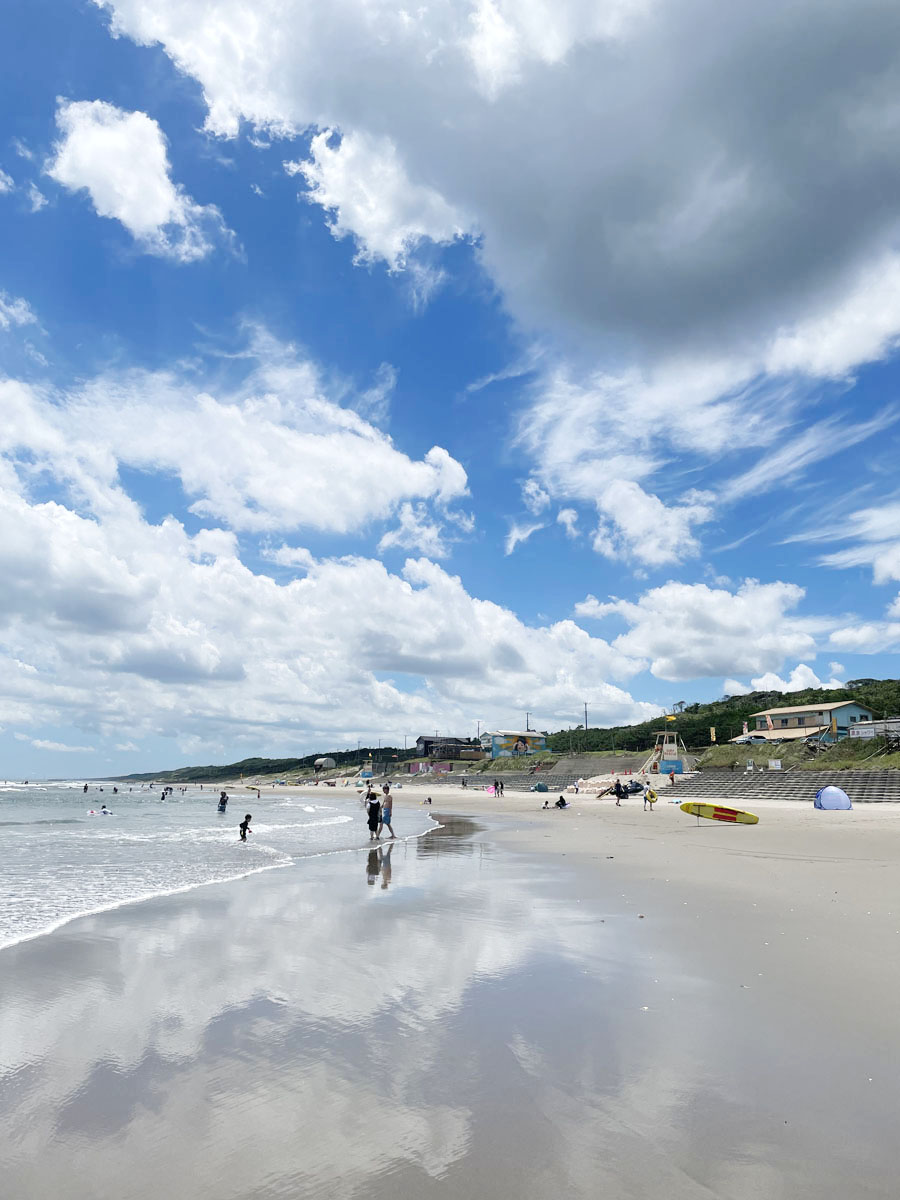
3, 796, 900, 1198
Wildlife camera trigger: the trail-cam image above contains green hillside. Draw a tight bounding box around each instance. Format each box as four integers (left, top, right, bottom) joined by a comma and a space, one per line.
546, 678, 900, 753
117, 747, 415, 783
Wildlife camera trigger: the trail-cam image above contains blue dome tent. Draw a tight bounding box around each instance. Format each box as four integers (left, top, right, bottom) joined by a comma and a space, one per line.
815, 785, 852, 810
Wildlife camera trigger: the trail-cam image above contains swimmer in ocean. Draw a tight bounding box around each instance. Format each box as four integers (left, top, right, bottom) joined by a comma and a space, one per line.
239, 814, 253, 841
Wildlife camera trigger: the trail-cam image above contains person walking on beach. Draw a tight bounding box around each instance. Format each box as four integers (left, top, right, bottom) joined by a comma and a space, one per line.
643, 784, 658, 811
366, 792, 382, 840
378, 788, 396, 839
239, 814, 253, 841
614, 778, 624, 806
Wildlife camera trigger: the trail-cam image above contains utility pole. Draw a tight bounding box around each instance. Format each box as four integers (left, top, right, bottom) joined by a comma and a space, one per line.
584, 702, 588, 732
525, 711, 531, 731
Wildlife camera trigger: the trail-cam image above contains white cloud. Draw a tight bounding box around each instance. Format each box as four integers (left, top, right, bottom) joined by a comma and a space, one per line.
1, 332, 468, 536
261, 544, 316, 570
27, 184, 47, 212
91, 0, 900, 369
722, 407, 898, 502
593, 481, 713, 566
378, 501, 451, 558
91, 0, 900, 562
0, 292, 37, 331
521, 478, 550, 515
31, 739, 96, 753
580, 579, 829, 681
556, 508, 578, 538
0, 168, 13, 193
286, 131, 468, 269
47, 100, 233, 262
815, 501, 900, 584
504, 520, 544, 556
0, 480, 656, 751
745, 663, 845, 693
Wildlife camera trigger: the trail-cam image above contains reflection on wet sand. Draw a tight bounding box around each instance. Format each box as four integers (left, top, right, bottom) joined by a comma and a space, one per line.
1, 820, 897, 1199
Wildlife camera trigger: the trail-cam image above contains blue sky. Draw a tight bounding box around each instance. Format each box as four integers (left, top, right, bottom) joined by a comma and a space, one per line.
2, 0, 899, 777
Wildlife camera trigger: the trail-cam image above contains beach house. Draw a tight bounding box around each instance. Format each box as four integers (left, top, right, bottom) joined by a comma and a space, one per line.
735, 700, 875, 744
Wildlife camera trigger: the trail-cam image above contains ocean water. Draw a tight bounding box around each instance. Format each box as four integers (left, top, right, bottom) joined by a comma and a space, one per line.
0, 780, 434, 949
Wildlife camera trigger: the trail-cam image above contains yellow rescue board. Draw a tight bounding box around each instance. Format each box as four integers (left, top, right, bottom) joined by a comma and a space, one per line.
680, 801, 759, 825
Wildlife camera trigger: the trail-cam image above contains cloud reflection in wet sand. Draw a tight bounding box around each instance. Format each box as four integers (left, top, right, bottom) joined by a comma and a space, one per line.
1, 817, 896, 1198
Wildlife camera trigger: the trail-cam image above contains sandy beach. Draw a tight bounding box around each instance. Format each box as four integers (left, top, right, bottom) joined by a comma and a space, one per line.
3, 784, 900, 1198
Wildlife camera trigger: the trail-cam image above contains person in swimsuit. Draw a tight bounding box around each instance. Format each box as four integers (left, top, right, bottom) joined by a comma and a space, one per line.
239, 814, 253, 841
378, 786, 396, 838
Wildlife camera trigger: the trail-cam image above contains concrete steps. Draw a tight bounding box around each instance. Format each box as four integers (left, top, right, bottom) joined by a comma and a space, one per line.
670, 769, 900, 804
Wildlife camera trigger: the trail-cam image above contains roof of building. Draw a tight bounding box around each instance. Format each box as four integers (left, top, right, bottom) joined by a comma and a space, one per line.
417, 735, 472, 743
730, 725, 830, 743
750, 700, 873, 717
485, 730, 546, 738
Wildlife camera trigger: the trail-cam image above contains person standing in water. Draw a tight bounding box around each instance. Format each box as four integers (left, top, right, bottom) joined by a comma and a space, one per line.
239, 814, 253, 841
366, 792, 381, 840
378, 786, 396, 839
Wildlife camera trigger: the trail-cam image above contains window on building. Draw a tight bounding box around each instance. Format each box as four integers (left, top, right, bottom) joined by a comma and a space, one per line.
780, 718, 788, 726
796, 717, 805, 726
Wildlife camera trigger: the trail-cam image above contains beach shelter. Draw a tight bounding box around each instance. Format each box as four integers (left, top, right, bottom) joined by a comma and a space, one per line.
814, 785, 851, 810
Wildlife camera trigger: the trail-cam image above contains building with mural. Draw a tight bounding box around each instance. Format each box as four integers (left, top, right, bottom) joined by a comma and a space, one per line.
480, 730, 547, 759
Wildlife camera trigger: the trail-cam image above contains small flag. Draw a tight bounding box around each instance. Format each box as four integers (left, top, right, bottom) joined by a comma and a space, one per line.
710, 726, 716, 742
665, 715, 676, 722
766, 714, 774, 730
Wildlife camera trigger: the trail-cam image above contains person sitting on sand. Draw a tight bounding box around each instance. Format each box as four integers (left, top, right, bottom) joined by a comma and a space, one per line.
555, 796, 568, 809
542, 800, 550, 809
239, 814, 253, 841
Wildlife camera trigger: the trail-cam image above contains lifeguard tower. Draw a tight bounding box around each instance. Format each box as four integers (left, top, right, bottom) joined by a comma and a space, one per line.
643, 730, 689, 775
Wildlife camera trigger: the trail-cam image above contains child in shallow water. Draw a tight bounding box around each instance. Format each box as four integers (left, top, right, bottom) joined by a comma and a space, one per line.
239, 814, 253, 841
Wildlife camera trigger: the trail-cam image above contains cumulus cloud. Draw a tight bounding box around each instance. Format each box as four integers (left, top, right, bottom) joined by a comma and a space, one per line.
727, 662, 846, 694
0, 168, 14, 193
577, 579, 831, 681
378, 502, 451, 558
1, 332, 468, 536
92, 0, 900, 361
47, 100, 233, 262
0, 334, 661, 754
286, 131, 467, 269
91, 0, 900, 565
261, 544, 316, 570
0, 484, 657, 751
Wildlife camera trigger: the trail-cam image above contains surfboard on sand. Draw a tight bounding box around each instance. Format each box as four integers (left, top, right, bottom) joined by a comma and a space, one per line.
680, 801, 759, 825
